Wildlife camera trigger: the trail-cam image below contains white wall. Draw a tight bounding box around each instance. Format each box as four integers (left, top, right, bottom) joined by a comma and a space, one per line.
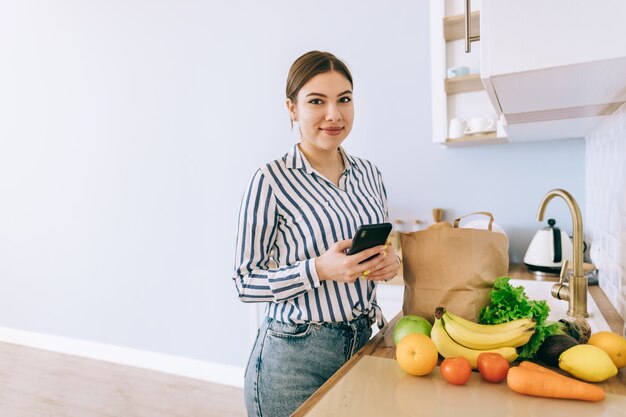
586, 104, 626, 321
0, 0, 584, 371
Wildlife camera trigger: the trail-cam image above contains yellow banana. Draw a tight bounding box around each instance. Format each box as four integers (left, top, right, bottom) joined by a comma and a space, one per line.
442, 308, 535, 334
442, 312, 535, 350
503, 328, 536, 348
430, 316, 518, 370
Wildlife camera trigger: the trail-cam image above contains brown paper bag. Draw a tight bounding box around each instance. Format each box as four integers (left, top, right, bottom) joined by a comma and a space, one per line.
400, 212, 509, 323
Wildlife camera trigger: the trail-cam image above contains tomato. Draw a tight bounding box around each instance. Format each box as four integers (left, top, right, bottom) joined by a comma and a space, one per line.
477, 352, 510, 383
440, 357, 472, 385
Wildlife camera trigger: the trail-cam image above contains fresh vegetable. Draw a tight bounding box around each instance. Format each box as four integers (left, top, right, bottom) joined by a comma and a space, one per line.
558, 318, 592, 344
440, 357, 472, 385
477, 352, 510, 383
518, 360, 565, 375
479, 276, 561, 360
507, 364, 605, 402
537, 334, 579, 366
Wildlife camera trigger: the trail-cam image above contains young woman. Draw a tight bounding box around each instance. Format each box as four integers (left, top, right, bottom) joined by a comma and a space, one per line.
233, 50, 399, 417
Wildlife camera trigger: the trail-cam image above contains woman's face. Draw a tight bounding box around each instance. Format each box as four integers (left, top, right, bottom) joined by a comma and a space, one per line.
287, 71, 354, 153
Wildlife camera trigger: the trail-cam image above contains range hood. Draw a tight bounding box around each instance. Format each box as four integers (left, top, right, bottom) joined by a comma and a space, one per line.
480, 0, 626, 142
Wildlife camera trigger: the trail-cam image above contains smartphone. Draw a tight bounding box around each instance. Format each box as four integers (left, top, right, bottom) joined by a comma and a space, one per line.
346, 223, 393, 263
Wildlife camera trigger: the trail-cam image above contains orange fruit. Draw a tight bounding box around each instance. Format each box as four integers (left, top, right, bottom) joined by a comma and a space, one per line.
588, 331, 626, 369
395, 333, 438, 376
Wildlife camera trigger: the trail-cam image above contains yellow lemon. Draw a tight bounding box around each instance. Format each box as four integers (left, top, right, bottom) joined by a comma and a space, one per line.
588, 331, 626, 369
559, 344, 618, 382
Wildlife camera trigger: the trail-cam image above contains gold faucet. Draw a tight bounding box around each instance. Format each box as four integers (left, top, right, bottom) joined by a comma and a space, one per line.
536, 189, 588, 318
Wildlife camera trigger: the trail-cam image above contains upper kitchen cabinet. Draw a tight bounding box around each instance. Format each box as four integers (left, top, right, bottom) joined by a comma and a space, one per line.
480, 0, 626, 142
431, 0, 508, 147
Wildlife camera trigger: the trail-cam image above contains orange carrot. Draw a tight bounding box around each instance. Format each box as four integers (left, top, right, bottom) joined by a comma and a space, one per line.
507, 366, 605, 402
518, 361, 570, 378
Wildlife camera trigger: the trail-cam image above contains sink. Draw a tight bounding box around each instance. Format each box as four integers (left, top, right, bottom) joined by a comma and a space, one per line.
509, 279, 611, 333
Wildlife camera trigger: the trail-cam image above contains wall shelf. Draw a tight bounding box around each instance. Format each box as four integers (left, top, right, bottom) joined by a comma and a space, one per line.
443, 11, 480, 41
431, 1, 508, 147
444, 132, 507, 147
445, 74, 484, 94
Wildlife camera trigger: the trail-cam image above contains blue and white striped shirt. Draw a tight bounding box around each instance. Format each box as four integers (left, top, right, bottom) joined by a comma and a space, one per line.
233, 144, 389, 327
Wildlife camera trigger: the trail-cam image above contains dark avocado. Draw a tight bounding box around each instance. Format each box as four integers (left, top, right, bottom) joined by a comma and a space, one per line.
537, 334, 579, 366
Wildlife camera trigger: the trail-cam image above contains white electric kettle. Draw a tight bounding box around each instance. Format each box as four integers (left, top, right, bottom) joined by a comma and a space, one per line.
524, 219, 574, 274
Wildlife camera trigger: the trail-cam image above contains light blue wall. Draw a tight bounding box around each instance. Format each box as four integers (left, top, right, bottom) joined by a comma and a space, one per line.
0, 0, 584, 369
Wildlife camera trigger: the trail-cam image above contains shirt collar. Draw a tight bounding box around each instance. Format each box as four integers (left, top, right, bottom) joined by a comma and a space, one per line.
285, 143, 356, 174
285, 144, 310, 172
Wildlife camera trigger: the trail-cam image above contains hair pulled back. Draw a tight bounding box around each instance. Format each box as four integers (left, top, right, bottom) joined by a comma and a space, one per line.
286, 51, 353, 103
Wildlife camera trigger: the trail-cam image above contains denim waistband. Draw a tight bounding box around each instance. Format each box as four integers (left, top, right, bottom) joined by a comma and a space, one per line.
317, 314, 371, 330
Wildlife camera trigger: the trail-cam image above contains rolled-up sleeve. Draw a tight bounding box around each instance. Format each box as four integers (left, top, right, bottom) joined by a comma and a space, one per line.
232, 169, 320, 303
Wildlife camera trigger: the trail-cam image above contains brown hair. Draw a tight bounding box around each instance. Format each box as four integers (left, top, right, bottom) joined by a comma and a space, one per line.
286, 51, 353, 103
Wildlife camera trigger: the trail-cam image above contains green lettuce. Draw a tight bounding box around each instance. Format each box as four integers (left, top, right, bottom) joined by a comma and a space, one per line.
479, 276, 561, 360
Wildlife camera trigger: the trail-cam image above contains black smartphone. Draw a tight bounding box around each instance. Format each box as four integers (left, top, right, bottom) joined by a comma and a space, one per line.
346, 223, 393, 263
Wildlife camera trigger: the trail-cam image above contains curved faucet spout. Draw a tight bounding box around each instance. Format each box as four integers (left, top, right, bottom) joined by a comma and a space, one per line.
536, 188, 587, 318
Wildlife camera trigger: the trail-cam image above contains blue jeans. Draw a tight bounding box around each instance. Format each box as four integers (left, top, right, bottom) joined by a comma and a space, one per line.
244, 315, 372, 417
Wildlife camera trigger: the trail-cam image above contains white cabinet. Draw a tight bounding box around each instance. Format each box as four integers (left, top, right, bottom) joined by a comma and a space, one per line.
480, 0, 626, 142
430, 0, 508, 146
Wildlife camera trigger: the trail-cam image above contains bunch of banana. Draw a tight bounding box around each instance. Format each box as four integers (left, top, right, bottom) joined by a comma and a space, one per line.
441, 308, 535, 350
430, 307, 533, 369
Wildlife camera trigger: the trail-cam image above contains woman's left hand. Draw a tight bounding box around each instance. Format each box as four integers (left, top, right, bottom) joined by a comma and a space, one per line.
362, 240, 400, 281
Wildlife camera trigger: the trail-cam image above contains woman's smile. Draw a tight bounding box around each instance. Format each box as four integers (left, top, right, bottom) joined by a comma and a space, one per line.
320, 126, 344, 136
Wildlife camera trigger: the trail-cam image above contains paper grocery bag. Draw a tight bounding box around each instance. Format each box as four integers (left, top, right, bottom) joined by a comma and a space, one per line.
400, 212, 509, 323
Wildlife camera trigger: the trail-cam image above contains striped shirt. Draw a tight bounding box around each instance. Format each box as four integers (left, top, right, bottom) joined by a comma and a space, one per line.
233, 144, 389, 328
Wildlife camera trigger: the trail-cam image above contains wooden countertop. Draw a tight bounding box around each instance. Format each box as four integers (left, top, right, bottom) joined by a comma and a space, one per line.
293, 265, 626, 416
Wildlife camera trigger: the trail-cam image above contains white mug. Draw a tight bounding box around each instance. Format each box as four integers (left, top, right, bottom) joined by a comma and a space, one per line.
448, 118, 467, 139
485, 114, 497, 130
465, 116, 496, 134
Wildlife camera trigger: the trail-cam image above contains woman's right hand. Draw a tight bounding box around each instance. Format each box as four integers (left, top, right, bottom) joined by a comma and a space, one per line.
315, 239, 386, 283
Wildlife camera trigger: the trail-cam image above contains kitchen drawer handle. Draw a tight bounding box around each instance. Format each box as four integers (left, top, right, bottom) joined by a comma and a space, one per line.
464, 0, 480, 53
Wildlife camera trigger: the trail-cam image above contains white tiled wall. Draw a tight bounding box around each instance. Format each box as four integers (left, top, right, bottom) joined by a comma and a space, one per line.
585, 104, 626, 321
